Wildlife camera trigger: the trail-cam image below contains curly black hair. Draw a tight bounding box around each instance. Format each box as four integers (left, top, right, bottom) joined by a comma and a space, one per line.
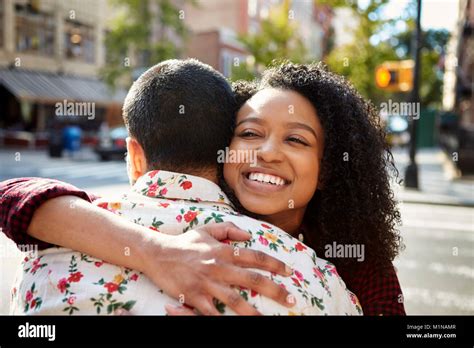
227, 61, 403, 270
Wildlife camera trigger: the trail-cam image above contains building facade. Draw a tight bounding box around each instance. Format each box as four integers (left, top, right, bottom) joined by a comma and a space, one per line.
441, 0, 474, 174
0, 0, 107, 75
183, 0, 333, 77
0, 0, 124, 141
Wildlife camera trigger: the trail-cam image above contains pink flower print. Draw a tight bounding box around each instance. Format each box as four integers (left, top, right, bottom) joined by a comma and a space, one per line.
148, 170, 159, 178
95, 261, 103, 267
30, 264, 40, 274
97, 202, 108, 210
130, 274, 139, 281
294, 242, 307, 252
325, 264, 339, 276
291, 277, 301, 287
104, 282, 119, 293
313, 267, 324, 281
25, 290, 33, 302
258, 235, 269, 246
147, 183, 158, 197
67, 296, 76, 305
68, 272, 83, 283
180, 181, 193, 190
184, 211, 198, 223
57, 278, 68, 293
158, 187, 168, 196
294, 270, 304, 282
176, 215, 183, 223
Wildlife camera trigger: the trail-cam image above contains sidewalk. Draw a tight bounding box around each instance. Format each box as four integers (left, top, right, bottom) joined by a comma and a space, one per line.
392, 147, 474, 207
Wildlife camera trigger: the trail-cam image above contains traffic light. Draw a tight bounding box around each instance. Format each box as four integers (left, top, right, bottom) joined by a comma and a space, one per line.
375, 60, 414, 92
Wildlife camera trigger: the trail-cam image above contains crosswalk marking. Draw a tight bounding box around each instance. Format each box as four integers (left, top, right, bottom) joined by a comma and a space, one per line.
396, 259, 474, 279
402, 286, 474, 312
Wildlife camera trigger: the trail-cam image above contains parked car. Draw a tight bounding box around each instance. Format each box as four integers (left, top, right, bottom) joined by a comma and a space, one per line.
95, 125, 127, 161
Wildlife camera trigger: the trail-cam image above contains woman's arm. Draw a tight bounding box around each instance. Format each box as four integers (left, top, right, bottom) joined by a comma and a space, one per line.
0, 177, 98, 250
338, 261, 406, 316
1, 178, 295, 315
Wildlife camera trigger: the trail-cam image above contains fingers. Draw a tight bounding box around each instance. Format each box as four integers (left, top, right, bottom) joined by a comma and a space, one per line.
187, 295, 222, 316
203, 222, 251, 242
221, 266, 295, 308
165, 304, 197, 316
205, 282, 262, 316
233, 248, 293, 277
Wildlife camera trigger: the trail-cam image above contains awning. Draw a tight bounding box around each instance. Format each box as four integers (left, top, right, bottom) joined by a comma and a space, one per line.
0, 68, 127, 106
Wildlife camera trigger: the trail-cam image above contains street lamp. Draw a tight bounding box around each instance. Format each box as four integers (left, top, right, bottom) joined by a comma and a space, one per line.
404, 0, 422, 189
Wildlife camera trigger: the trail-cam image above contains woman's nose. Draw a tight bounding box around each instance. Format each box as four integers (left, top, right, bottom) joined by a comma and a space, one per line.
257, 139, 284, 163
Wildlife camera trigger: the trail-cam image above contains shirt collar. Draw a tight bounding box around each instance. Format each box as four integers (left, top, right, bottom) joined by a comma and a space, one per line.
132, 170, 232, 206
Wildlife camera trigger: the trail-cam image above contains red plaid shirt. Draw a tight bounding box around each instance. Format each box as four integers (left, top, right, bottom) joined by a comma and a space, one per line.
0, 177, 405, 315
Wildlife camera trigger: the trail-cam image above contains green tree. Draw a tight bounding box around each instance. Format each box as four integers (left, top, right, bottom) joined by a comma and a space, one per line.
101, 0, 190, 88
231, 0, 308, 81
322, 0, 398, 104
323, 0, 450, 108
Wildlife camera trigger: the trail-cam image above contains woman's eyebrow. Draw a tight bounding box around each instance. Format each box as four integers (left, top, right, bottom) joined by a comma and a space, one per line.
287, 122, 318, 140
235, 117, 264, 127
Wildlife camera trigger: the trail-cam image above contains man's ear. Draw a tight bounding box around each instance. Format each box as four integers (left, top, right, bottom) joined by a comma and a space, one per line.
126, 137, 148, 182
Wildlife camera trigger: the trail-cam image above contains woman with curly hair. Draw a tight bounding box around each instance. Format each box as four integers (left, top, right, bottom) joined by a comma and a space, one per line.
221, 62, 404, 315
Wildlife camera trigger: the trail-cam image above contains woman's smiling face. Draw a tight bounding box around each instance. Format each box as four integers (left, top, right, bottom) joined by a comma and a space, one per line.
224, 88, 324, 226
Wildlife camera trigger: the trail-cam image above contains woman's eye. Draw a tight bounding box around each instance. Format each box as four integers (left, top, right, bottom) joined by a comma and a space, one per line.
288, 136, 308, 146
239, 130, 259, 138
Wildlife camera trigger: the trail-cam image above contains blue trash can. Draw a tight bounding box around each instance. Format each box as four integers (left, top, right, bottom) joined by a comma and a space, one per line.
63, 126, 82, 153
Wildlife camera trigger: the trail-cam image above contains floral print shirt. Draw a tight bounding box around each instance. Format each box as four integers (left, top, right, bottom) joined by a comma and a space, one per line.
10, 170, 363, 315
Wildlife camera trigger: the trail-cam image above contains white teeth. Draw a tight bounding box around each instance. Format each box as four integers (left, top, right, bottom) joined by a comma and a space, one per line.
248, 172, 285, 186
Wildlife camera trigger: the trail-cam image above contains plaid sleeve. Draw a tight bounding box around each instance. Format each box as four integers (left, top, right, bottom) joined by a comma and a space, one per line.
341, 261, 406, 316
0, 177, 99, 251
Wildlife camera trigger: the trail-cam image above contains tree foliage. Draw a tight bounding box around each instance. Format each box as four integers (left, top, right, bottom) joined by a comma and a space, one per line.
231, 0, 307, 80
101, 0, 190, 88
322, 0, 450, 107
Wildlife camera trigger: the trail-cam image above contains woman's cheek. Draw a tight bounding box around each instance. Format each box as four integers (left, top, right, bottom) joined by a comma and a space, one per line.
294, 157, 320, 205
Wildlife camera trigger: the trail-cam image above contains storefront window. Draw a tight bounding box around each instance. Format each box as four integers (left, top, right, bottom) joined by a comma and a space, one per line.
64, 20, 95, 64
15, 2, 55, 55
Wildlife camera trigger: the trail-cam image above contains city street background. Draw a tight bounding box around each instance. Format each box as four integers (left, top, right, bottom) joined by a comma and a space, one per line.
0, 146, 472, 314
0, 0, 472, 317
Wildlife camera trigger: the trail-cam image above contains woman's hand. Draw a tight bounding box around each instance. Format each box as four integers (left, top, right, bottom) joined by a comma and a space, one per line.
165, 304, 197, 315
142, 222, 295, 315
